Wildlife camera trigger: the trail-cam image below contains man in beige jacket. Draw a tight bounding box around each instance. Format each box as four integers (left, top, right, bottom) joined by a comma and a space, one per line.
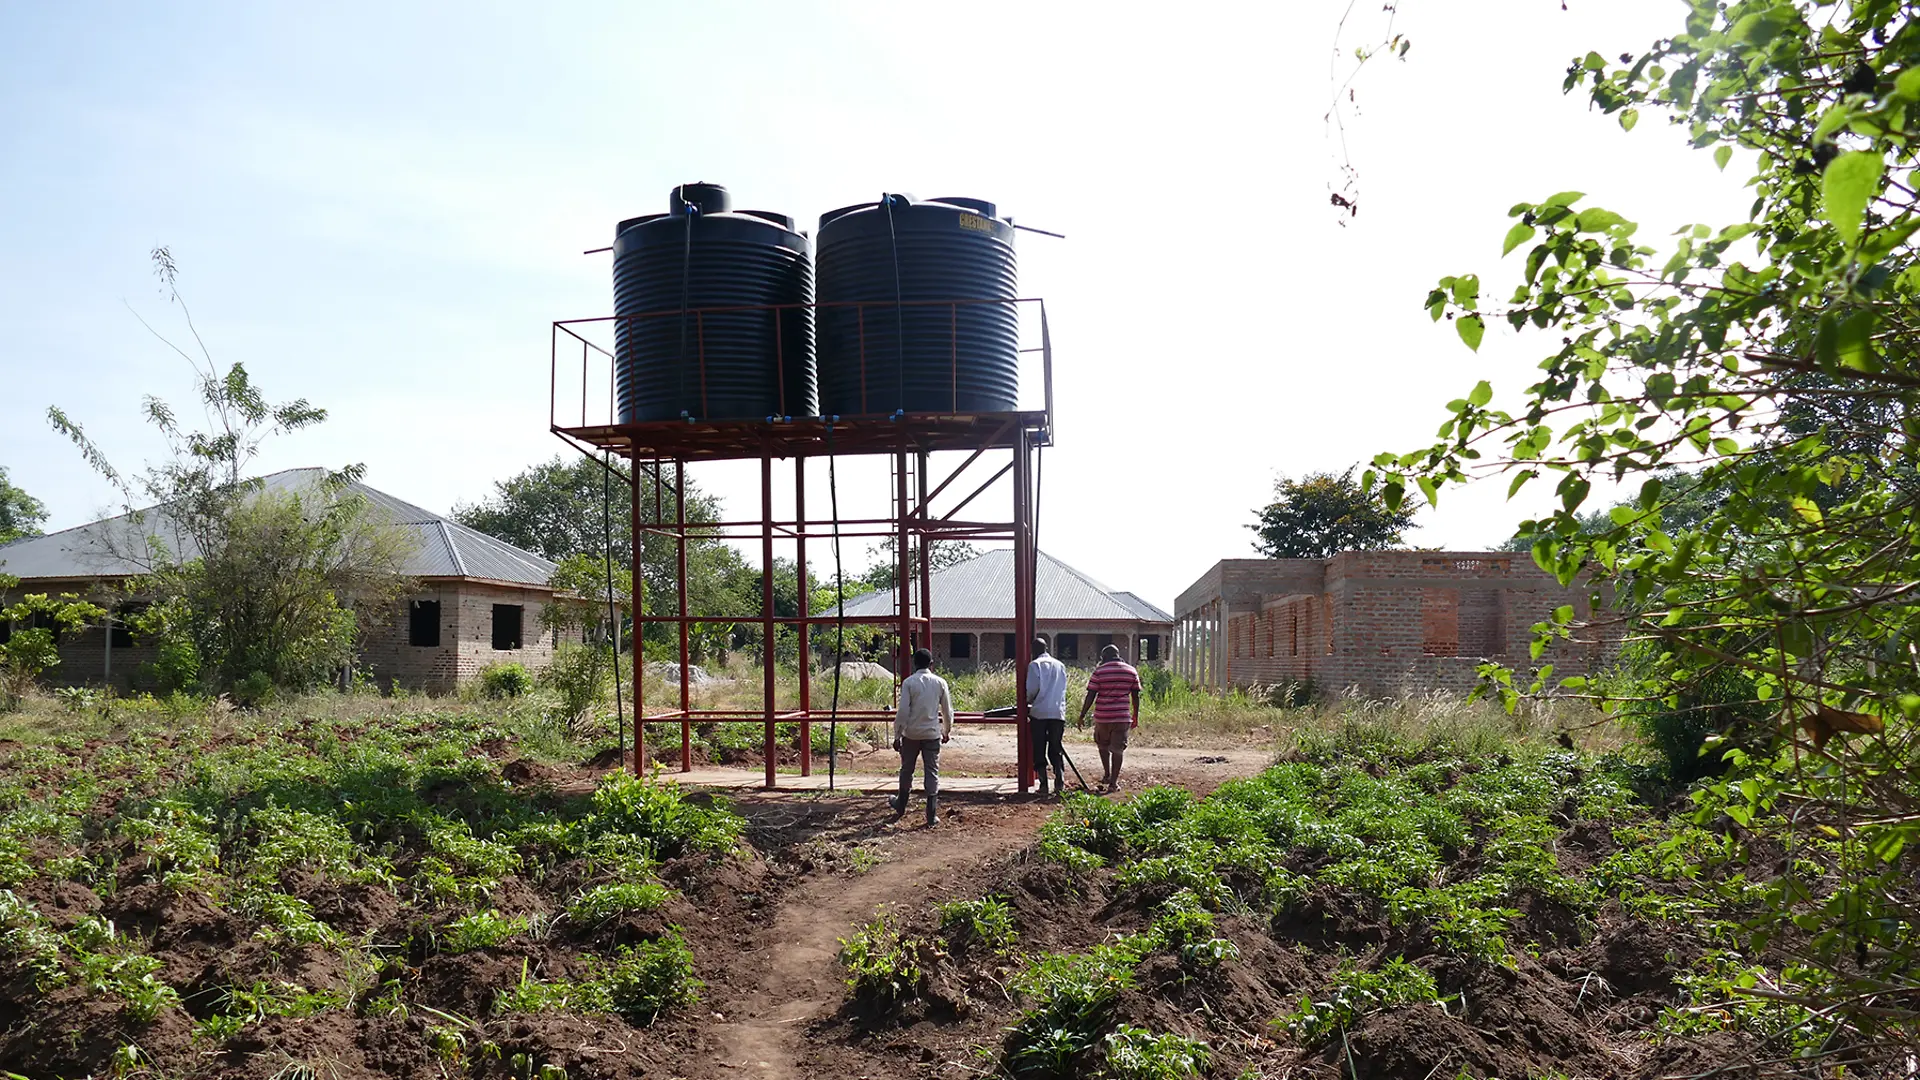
890, 648, 954, 825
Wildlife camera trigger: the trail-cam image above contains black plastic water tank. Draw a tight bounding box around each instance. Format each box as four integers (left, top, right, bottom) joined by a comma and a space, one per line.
613, 184, 815, 423
815, 194, 1018, 416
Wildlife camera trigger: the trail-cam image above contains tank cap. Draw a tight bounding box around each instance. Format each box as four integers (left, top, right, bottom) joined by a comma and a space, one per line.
670, 183, 732, 215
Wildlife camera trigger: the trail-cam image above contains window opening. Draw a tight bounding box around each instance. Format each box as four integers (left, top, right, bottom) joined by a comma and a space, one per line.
410, 599, 442, 647
492, 604, 524, 651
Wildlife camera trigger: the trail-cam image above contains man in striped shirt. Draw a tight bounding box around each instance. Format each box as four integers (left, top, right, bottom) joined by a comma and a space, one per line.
1076, 644, 1141, 792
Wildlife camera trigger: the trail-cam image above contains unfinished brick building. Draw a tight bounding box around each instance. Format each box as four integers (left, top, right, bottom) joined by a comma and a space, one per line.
0, 468, 581, 694
1172, 552, 1601, 698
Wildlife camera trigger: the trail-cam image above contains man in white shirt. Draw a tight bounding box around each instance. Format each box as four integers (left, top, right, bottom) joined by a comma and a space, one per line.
1026, 635, 1069, 797
891, 647, 954, 825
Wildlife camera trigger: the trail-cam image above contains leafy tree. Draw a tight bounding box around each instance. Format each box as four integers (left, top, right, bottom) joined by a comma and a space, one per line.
0, 469, 46, 546
1371, 0, 1920, 1056
1249, 467, 1415, 559
849, 538, 983, 595
458, 455, 756, 658
46, 247, 411, 696
0, 575, 104, 710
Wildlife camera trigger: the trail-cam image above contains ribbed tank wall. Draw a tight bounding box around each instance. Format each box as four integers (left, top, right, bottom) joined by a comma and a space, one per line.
613, 186, 815, 423
815, 196, 1018, 416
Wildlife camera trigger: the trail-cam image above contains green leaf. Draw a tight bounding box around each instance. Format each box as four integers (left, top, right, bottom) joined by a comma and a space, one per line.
1836, 310, 1876, 370
1619, 108, 1639, 132
1713, 145, 1732, 171
1543, 190, 1585, 208
1823, 151, 1884, 245
1468, 380, 1492, 407
1729, 9, 1791, 45
1456, 315, 1485, 352
1502, 221, 1537, 256
1575, 207, 1627, 232
1560, 477, 1591, 512
1507, 471, 1535, 498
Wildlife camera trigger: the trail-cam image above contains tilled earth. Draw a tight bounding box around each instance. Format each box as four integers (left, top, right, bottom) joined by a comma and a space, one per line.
0, 719, 1753, 1080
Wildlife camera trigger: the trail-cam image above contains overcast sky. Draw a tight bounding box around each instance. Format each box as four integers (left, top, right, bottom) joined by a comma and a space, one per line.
0, 1, 1753, 613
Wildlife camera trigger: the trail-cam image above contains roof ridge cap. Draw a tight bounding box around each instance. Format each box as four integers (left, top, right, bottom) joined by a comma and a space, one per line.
435, 520, 470, 577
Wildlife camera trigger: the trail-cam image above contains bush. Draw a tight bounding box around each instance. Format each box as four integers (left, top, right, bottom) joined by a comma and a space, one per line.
493, 928, 701, 1022
838, 914, 927, 1004
231, 670, 276, 709
586, 773, 743, 859
936, 895, 1017, 954
1005, 937, 1154, 1077
543, 643, 610, 729
599, 932, 702, 1021
1283, 957, 1449, 1046
1103, 1025, 1210, 1080
1618, 665, 1767, 784
441, 910, 528, 953
567, 881, 670, 925
482, 662, 533, 699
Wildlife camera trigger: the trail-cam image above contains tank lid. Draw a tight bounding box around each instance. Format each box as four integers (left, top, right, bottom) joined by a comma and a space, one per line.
669, 182, 731, 215
929, 196, 999, 218
739, 209, 797, 231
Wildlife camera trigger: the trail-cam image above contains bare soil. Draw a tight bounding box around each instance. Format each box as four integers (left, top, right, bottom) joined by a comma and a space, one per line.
0, 735, 1735, 1080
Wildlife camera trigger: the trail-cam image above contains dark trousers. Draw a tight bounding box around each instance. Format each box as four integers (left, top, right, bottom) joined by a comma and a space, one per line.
897, 737, 940, 806
1029, 716, 1066, 789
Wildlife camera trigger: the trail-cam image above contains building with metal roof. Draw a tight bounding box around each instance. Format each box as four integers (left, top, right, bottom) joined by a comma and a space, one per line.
0, 468, 580, 693
828, 548, 1172, 669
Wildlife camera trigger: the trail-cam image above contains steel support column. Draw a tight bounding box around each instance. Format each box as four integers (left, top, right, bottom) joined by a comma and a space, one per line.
795, 454, 811, 776
1014, 431, 1034, 793
641, 457, 656, 768
675, 460, 691, 771
761, 446, 777, 790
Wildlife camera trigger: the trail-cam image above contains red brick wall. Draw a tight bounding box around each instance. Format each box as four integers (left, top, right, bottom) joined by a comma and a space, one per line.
1174, 552, 1604, 698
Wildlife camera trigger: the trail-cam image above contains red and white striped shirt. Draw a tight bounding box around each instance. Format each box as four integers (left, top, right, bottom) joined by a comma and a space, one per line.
1086, 660, 1141, 724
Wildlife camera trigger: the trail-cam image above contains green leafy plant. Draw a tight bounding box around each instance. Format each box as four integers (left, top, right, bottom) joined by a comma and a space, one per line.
482, 662, 534, 699
566, 881, 670, 925
1283, 958, 1450, 1047
1103, 1025, 1210, 1080
936, 895, 1017, 954
542, 643, 610, 731
441, 910, 528, 954
585, 773, 742, 860
1004, 937, 1154, 1077
838, 914, 930, 1004
1366, 0, 1920, 1059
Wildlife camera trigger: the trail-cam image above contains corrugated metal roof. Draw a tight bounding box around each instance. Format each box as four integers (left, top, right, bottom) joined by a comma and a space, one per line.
828, 549, 1170, 624
0, 468, 559, 589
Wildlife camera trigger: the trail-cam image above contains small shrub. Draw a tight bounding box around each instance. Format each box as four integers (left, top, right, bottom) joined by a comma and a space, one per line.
232, 670, 277, 709
1104, 1025, 1210, 1080
1005, 937, 1154, 1077
1152, 893, 1238, 967
543, 643, 610, 730
936, 895, 1017, 953
598, 931, 702, 1022
567, 881, 670, 925
441, 910, 528, 953
482, 662, 534, 700
1283, 957, 1450, 1046
587, 773, 742, 860
838, 914, 928, 1004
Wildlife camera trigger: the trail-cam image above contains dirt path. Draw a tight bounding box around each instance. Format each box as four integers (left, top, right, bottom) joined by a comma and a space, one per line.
710, 799, 1047, 1078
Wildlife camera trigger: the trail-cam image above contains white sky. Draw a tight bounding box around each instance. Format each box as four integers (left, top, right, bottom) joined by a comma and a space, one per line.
0, 1, 1754, 614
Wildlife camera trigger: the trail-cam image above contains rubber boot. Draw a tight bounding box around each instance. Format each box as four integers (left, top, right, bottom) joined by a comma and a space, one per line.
889, 777, 908, 819
924, 792, 939, 826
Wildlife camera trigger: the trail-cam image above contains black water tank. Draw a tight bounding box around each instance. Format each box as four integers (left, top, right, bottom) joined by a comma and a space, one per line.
613, 184, 815, 423
815, 194, 1018, 416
